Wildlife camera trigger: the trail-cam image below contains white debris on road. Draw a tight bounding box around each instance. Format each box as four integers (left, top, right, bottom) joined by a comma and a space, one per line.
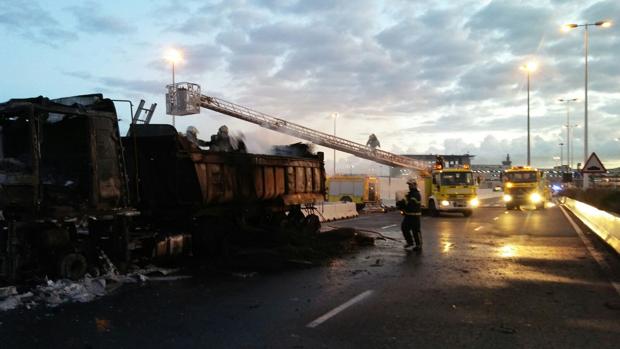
0, 265, 186, 312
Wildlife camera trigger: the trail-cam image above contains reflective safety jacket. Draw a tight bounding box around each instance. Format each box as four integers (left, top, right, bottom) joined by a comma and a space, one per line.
397, 189, 422, 216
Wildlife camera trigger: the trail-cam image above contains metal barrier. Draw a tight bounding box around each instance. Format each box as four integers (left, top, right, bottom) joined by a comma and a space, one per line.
563, 197, 620, 254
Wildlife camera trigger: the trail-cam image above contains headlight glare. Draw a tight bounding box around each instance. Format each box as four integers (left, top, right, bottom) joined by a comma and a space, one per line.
470, 198, 480, 207
530, 192, 542, 203
503, 194, 512, 202
441, 200, 450, 207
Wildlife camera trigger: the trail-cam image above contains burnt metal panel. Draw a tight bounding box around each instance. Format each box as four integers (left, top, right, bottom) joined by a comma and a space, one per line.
305, 167, 312, 193
295, 167, 305, 193
264, 167, 275, 199
275, 167, 285, 196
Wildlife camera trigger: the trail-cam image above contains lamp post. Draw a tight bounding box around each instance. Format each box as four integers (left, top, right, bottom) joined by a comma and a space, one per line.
520, 61, 538, 166
331, 112, 339, 175
165, 48, 183, 127
562, 20, 612, 188
559, 143, 564, 169
559, 98, 577, 169
567, 123, 580, 171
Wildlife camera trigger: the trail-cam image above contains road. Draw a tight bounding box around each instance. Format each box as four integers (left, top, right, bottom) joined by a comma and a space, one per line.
2, 197, 620, 348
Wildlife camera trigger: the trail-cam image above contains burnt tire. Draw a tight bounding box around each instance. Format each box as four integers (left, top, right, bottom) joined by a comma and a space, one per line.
303, 214, 321, 235
59, 253, 88, 280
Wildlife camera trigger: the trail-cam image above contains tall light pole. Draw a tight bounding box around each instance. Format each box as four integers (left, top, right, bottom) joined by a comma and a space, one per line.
559, 142, 564, 169
562, 20, 612, 188
559, 98, 577, 169
165, 48, 183, 127
331, 112, 339, 175
521, 61, 538, 166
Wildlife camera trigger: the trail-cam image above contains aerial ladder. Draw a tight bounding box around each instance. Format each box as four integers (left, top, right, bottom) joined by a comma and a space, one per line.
166, 82, 430, 175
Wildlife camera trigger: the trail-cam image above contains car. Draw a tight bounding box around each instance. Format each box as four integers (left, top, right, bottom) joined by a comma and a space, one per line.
493, 185, 502, 192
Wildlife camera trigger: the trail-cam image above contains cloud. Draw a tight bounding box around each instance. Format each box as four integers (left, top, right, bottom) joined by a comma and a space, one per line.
65, 71, 164, 95
0, 1, 76, 46
7, 0, 620, 169
67, 2, 136, 34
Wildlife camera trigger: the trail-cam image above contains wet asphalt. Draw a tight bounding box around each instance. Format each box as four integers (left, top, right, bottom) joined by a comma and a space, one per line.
1, 197, 619, 348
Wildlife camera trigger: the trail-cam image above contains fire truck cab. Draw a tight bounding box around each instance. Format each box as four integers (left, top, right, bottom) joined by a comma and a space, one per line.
420, 161, 479, 217
501, 166, 550, 210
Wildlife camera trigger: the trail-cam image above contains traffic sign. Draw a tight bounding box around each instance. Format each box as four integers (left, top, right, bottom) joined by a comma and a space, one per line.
581, 152, 607, 173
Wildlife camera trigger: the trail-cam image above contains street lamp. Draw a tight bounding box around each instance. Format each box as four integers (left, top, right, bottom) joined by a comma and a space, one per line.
562, 20, 612, 188
559, 143, 564, 169
564, 123, 580, 171
559, 98, 577, 169
164, 48, 183, 126
520, 61, 538, 166
331, 112, 339, 175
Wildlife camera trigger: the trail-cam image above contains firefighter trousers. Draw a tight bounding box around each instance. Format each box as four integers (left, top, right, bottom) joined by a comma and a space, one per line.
401, 215, 422, 246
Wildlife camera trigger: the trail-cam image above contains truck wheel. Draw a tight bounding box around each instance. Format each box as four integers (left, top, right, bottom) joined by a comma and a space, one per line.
462, 210, 473, 217
303, 214, 321, 235
506, 204, 514, 210
536, 202, 545, 210
429, 200, 440, 217
59, 253, 88, 280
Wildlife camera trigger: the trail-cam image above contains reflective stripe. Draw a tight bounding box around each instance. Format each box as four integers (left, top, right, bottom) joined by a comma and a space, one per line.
404, 196, 420, 204
404, 212, 421, 216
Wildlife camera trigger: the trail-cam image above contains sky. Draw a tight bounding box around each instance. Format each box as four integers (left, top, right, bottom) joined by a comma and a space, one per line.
1, 0, 619, 175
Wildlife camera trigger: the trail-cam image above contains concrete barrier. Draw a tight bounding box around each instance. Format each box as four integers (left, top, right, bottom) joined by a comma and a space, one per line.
563, 197, 620, 254
309, 202, 359, 222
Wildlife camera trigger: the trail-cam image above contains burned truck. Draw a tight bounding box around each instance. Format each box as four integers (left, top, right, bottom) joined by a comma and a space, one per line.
0, 95, 325, 283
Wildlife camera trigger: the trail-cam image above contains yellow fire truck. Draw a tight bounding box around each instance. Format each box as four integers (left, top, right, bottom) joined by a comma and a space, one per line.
501, 166, 550, 210
326, 175, 380, 210
421, 163, 479, 217
398, 160, 479, 217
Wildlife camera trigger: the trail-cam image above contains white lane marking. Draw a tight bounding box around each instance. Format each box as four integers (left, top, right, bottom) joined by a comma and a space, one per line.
306, 290, 374, 328
381, 224, 397, 230
559, 205, 620, 297
474, 226, 483, 231
493, 217, 499, 221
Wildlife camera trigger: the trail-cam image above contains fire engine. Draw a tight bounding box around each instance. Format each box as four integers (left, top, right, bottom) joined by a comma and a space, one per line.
326, 175, 380, 210
501, 166, 550, 210
397, 158, 479, 217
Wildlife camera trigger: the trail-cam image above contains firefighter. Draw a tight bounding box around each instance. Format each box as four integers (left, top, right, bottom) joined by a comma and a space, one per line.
185, 126, 208, 147
396, 178, 423, 250
366, 133, 380, 150
209, 125, 234, 151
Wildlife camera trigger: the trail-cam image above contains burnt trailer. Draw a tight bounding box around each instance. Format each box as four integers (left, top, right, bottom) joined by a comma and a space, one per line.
0, 95, 325, 283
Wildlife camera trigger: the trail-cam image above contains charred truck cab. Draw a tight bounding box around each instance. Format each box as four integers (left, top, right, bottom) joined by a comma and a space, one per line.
501, 166, 550, 210
0, 95, 133, 282
0, 94, 327, 284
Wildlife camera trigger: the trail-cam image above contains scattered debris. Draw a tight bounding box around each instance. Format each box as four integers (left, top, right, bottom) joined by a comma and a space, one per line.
232, 272, 259, 279
491, 325, 517, 334
0, 264, 184, 312
146, 275, 193, 282
0, 286, 17, 298
95, 318, 112, 333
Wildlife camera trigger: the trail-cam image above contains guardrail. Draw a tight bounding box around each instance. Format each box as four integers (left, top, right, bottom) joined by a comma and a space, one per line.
562, 197, 620, 254
309, 202, 359, 222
